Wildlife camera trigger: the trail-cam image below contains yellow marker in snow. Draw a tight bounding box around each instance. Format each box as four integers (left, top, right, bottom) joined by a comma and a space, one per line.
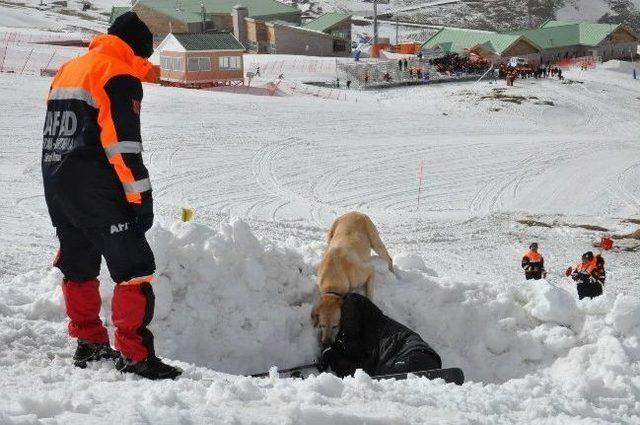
181, 207, 194, 222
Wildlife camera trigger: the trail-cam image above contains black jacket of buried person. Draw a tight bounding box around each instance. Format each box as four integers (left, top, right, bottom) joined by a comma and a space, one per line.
322, 293, 442, 377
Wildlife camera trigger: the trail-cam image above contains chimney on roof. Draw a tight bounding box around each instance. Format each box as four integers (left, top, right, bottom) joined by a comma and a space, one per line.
232, 5, 248, 48
201, 1, 207, 32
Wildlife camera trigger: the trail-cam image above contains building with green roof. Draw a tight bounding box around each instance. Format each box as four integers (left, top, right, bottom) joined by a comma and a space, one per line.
422, 28, 543, 62
133, 0, 352, 57
422, 21, 639, 63
156, 32, 245, 87
301, 13, 351, 54
302, 13, 350, 33
239, 14, 351, 56
507, 20, 639, 62
132, 0, 301, 35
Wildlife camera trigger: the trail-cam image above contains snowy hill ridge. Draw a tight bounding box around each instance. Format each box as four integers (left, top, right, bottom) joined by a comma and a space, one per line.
307, 0, 640, 33
1, 218, 639, 423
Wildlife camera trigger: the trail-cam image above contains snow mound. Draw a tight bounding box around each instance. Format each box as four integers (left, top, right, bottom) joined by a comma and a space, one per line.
3, 219, 640, 386
522, 282, 581, 328
106, 219, 637, 388
149, 218, 318, 375
601, 59, 638, 74
392, 253, 438, 276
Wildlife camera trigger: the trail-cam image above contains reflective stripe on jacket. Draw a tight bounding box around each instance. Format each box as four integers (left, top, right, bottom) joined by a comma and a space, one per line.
42, 34, 154, 227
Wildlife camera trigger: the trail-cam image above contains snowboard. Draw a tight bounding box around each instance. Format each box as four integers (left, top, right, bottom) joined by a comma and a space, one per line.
372, 368, 464, 385
252, 366, 464, 385
251, 364, 320, 378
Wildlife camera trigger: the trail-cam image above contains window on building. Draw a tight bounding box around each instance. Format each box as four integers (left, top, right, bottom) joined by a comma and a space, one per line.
187, 57, 211, 72
331, 30, 350, 40
160, 56, 184, 71
187, 57, 199, 71
160, 56, 171, 70
219, 56, 241, 69
333, 39, 346, 52
171, 57, 184, 71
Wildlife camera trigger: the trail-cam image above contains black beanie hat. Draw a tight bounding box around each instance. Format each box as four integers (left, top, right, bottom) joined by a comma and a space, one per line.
108, 11, 154, 58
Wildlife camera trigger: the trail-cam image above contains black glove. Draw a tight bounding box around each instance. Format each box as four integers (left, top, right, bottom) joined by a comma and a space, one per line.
319, 346, 358, 377
134, 212, 154, 234
318, 347, 334, 372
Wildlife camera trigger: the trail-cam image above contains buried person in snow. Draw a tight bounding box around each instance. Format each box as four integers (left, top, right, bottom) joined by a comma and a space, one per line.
565, 251, 605, 300
315, 293, 442, 378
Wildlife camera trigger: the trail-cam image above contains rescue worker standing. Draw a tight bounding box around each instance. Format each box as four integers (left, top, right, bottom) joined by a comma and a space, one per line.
566, 251, 605, 300
521, 242, 546, 280
42, 12, 181, 379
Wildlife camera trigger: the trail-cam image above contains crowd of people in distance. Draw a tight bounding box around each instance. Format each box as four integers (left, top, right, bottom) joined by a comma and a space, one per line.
498, 63, 565, 86
429, 53, 490, 75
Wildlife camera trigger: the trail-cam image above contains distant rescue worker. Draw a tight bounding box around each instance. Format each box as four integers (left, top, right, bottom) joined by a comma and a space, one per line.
521, 242, 546, 280
565, 251, 605, 300
41, 12, 181, 379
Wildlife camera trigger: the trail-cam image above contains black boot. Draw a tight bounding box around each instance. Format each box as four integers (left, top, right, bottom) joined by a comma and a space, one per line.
115, 355, 182, 380
74, 340, 119, 368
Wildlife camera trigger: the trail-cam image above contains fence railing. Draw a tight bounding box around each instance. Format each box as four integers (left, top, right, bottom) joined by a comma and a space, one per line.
0, 31, 92, 46
337, 57, 486, 89
0, 44, 81, 76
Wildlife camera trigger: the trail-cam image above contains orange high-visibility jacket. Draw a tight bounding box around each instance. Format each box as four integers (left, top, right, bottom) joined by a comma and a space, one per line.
42, 34, 154, 227
571, 256, 606, 284
575, 258, 597, 273
522, 250, 544, 270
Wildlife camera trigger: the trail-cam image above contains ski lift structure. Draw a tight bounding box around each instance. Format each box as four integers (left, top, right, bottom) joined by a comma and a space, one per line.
360, 0, 440, 57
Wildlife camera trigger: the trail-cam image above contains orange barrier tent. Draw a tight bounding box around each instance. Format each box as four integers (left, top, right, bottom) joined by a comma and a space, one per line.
371, 43, 391, 58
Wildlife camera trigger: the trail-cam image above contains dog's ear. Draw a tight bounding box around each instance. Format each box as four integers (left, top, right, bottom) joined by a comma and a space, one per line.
310, 306, 319, 328
327, 219, 338, 242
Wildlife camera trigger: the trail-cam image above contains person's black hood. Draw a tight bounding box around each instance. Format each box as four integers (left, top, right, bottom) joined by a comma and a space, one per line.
108, 11, 154, 58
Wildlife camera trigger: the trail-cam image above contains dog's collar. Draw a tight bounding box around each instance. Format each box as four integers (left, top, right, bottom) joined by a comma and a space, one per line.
321, 291, 345, 299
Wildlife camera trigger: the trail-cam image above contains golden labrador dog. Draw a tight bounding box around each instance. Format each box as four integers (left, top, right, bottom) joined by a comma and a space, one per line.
311, 212, 393, 346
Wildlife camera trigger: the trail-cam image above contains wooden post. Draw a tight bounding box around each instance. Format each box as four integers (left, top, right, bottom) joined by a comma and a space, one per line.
0, 46, 7, 72
416, 160, 424, 211
43, 50, 56, 73
21, 48, 34, 74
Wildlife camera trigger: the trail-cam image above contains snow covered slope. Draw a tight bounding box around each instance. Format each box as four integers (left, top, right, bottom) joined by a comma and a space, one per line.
0, 60, 639, 423
0, 0, 112, 34
312, 0, 640, 34
558, 0, 640, 22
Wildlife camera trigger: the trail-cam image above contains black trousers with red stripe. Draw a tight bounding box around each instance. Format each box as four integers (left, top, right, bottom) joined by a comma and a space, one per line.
55, 223, 156, 361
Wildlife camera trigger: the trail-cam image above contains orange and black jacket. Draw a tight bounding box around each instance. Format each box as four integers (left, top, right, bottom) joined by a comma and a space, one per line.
571, 256, 606, 284
522, 250, 544, 271
42, 34, 154, 228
